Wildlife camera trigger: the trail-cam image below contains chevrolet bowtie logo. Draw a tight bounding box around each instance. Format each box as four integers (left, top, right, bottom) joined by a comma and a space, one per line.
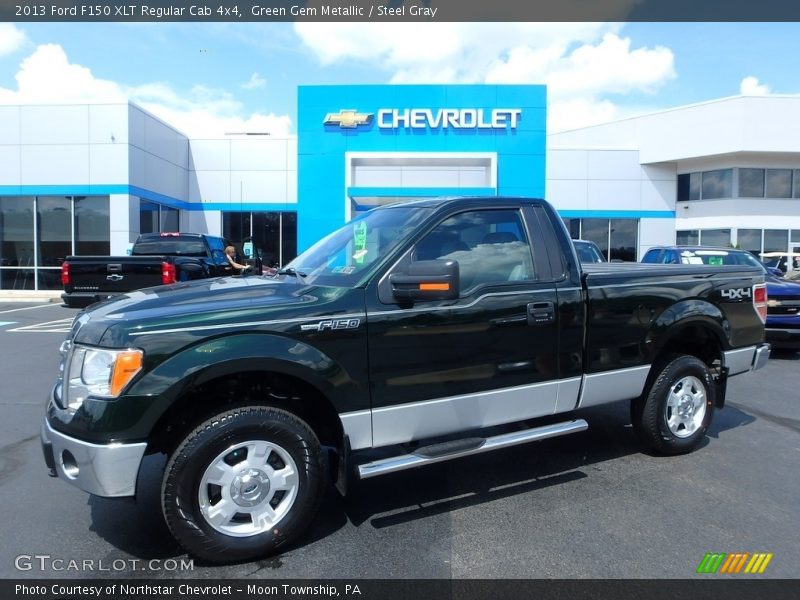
323, 109, 374, 128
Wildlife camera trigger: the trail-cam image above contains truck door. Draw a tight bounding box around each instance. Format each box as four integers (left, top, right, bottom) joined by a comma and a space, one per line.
365, 205, 566, 448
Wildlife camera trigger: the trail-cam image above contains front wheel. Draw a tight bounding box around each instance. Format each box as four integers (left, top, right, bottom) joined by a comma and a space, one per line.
632, 355, 716, 455
161, 406, 325, 563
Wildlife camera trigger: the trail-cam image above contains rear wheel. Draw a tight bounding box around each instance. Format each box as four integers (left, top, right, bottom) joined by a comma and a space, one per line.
632, 355, 715, 455
161, 405, 324, 563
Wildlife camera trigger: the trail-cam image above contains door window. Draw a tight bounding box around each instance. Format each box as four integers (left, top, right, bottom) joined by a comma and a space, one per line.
413, 209, 535, 293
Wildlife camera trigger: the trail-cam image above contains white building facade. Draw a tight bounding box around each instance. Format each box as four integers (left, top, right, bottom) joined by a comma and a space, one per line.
2, 92, 799, 291
549, 95, 800, 260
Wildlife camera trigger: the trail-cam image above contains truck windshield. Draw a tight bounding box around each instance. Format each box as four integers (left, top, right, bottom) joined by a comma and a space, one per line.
280, 206, 432, 287
132, 237, 207, 257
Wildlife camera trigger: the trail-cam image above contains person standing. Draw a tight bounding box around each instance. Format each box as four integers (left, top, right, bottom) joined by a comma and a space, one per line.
225, 245, 250, 273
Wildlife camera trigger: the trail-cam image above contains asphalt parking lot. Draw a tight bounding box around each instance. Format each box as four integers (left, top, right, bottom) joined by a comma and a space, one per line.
0, 301, 798, 580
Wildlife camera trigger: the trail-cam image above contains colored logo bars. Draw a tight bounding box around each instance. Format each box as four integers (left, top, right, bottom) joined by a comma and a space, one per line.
696, 552, 773, 574
322, 109, 374, 128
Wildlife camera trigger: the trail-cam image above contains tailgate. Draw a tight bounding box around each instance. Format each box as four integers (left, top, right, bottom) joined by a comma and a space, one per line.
67, 258, 164, 294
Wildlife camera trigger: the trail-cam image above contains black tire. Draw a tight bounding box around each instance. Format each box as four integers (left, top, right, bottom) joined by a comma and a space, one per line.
161, 405, 325, 564
632, 355, 715, 455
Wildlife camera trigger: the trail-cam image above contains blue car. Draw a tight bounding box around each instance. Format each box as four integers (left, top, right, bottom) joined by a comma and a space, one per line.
642, 246, 800, 350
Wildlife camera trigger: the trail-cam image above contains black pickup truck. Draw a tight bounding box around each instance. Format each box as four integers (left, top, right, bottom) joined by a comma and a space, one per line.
60, 232, 257, 307
41, 197, 770, 563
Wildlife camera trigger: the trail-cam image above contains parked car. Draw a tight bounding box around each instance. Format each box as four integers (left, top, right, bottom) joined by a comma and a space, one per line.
642, 246, 800, 350
61, 233, 261, 308
572, 239, 606, 263
43, 198, 769, 563
761, 251, 800, 275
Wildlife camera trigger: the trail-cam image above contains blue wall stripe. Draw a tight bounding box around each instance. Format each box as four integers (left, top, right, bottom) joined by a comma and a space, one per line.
558, 210, 676, 219
0, 185, 297, 212
0, 184, 130, 196
190, 203, 297, 212
347, 187, 496, 198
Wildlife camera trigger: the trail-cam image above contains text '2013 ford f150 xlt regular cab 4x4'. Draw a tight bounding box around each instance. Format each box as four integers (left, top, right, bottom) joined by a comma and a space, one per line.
41, 197, 770, 563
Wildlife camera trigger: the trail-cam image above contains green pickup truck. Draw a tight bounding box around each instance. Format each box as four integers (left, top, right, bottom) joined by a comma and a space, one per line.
42, 197, 770, 563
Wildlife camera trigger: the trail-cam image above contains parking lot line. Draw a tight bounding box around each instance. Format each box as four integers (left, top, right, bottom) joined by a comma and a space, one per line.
0, 321, 17, 327
7, 317, 73, 333
0, 304, 55, 315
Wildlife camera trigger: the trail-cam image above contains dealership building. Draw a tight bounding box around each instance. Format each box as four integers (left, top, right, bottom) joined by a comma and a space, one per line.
1, 85, 799, 291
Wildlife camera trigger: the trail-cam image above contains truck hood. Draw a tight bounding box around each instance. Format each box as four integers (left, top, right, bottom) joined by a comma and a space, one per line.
766, 275, 800, 298
69, 276, 359, 346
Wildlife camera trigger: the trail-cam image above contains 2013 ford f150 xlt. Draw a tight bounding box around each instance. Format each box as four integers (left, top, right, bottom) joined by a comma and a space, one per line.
41, 197, 770, 563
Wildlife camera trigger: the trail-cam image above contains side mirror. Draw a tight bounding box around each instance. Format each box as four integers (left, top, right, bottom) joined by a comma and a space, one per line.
390, 259, 460, 301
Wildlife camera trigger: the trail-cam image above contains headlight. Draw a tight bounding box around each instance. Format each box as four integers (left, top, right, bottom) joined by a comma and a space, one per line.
64, 345, 143, 410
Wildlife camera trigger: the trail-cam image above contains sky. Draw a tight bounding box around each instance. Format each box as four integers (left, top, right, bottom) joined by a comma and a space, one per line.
0, 21, 799, 137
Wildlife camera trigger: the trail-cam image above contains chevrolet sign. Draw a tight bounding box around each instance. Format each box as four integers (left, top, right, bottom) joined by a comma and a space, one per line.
378, 108, 521, 130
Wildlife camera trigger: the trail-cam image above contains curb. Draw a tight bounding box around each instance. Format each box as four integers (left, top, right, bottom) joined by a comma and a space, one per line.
0, 291, 62, 304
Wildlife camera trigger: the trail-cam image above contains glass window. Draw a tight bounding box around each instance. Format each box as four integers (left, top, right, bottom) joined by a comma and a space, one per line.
738, 168, 764, 198
562, 218, 580, 239
1, 268, 34, 291
281, 212, 297, 266
676, 230, 699, 245
689, 173, 701, 200
253, 212, 280, 267
737, 229, 762, 257
701, 169, 732, 199
74, 196, 110, 255
140, 201, 159, 234
161, 206, 179, 232
414, 209, 534, 292
222, 212, 252, 248
0, 197, 34, 270
37, 270, 63, 290
766, 169, 792, 198
764, 229, 789, 253
678, 173, 702, 201
699, 229, 731, 247
609, 219, 638, 262
37, 196, 71, 267
677, 174, 690, 202
795, 170, 800, 198
580, 218, 610, 260
284, 206, 431, 287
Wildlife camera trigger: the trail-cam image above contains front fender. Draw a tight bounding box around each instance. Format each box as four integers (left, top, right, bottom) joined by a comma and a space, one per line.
129, 333, 355, 406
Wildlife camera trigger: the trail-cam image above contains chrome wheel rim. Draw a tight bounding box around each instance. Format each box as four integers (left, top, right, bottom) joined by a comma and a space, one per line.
665, 375, 707, 438
198, 440, 299, 537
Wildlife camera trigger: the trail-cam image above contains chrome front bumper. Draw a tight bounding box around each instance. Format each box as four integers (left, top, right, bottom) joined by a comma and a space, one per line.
40, 419, 146, 498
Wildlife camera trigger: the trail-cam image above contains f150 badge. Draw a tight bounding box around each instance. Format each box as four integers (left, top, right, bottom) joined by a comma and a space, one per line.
721, 288, 752, 300
300, 318, 361, 332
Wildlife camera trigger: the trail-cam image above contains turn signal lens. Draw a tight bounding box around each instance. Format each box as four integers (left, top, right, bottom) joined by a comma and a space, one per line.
420, 283, 450, 291
110, 350, 144, 397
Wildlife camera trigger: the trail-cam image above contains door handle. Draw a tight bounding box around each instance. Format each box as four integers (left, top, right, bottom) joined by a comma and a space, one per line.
527, 301, 555, 325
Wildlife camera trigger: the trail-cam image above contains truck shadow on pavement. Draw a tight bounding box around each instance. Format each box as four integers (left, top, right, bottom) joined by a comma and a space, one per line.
337, 399, 757, 531
85, 398, 757, 563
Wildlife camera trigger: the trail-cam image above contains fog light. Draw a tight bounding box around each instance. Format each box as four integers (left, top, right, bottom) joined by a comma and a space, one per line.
61, 450, 79, 479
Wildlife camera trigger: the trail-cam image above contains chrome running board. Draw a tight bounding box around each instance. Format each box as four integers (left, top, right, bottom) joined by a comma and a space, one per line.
357, 419, 588, 479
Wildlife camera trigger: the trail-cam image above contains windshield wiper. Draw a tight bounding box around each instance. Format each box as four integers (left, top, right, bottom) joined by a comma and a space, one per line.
276, 267, 307, 277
